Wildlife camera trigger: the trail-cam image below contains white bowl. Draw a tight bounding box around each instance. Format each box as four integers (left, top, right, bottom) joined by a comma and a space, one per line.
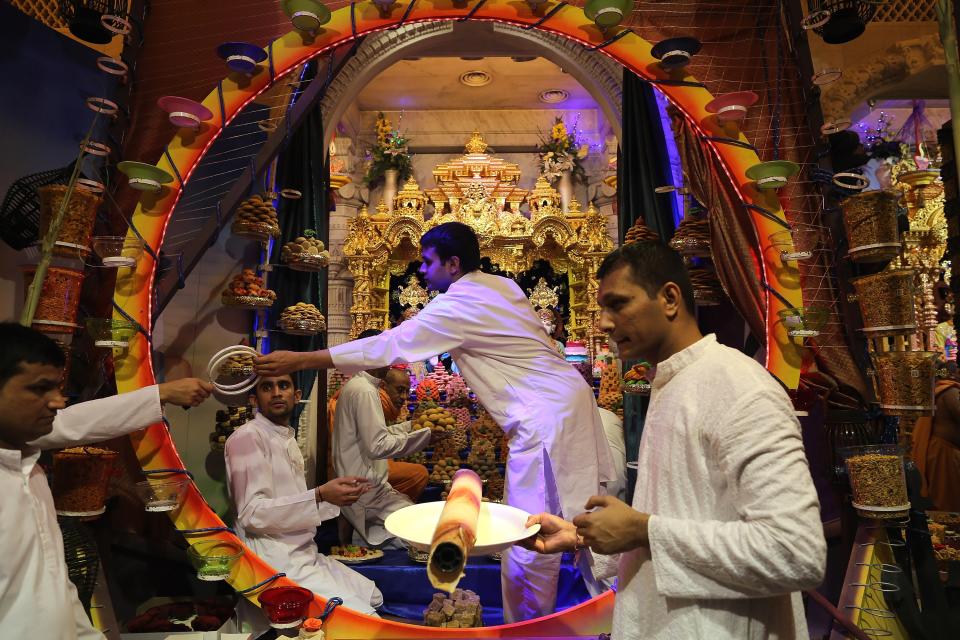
385, 501, 540, 555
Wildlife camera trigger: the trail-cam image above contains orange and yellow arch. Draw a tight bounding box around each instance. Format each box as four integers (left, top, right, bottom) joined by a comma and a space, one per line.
113, 2, 803, 637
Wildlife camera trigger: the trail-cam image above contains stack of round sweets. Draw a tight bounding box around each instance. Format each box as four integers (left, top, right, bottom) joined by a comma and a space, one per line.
449, 406, 472, 432
281, 235, 330, 271
688, 267, 724, 306
210, 406, 253, 451
397, 451, 427, 465
467, 437, 496, 466
480, 465, 505, 502
470, 408, 500, 440
433, 426, 468, 459
232, 194, 280, 239
415, 378, 441, 402
445, 374, 471, 406
222, 269, 276, 307
414, 405, 458, 438
278, 302, 326, 335
597, 362, 623, 414
429, 457, 460, 484
669, 216, 711, 256
219, 352, 255, 380
624, 217, 661, 245
422, 361, 453, 396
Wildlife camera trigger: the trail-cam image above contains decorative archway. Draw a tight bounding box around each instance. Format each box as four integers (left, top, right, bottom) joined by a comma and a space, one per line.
317, 19, 625, 149
113, 2, 804, 637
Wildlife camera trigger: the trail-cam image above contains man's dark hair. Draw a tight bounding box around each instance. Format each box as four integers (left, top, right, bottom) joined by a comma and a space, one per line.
0, 323, 66, 388
597, 241, 696, 314
358, 329, 382, 340
420, 221, 481, 273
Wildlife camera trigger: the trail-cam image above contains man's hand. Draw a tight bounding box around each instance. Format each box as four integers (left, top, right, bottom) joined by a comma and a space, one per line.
519, 512, 578, 554
316, 476, 371, 506
254, 351, 307, 377
158, 378, 213, 407
254, 350, 334, 377
572, 495, 649, 555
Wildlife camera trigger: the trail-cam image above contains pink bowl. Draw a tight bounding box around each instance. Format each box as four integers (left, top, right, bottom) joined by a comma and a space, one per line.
157, 96, 214, 129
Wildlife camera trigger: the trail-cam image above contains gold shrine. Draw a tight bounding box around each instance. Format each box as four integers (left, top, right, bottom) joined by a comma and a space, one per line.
343, 131, 614, 350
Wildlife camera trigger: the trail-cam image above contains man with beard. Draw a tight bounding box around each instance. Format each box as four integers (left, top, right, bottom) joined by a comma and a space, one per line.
224, 374, 382, 623
256, 222, 614, 621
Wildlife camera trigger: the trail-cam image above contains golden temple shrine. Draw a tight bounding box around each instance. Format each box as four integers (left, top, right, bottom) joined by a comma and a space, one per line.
343, 131, 614, 352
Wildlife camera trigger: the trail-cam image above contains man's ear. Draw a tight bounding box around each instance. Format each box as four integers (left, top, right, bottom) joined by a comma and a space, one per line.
446, 255, 462, 275
294, 388, 303, 403
660, 282, 683, 320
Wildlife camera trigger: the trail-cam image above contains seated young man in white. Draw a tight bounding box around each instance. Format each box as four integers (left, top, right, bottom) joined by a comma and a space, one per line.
225, 374, 383, 626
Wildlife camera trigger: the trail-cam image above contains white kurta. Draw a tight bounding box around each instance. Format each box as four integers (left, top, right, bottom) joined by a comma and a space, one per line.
1, 386, 163, 640
597, 407, 627, 502
224, 414, 381, 616
330, 270, 615, 620
333, 372, 431, 545
610, 335, 826, 640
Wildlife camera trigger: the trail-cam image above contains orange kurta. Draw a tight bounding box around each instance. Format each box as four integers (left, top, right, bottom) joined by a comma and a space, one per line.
913, 379, 960, 512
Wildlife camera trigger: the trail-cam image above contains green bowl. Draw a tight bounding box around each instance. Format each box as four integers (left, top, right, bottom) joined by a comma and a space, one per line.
187, 540, 244, 582
85, 318, 138, 348
585, 0, 632, 29
282, 0, 331, 31
745, 160, 800, 190
778, 306, 828, 337
117, 161, 174, 192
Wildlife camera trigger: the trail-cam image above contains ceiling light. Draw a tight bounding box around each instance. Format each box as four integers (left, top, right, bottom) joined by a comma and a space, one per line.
539, 89, 569, 104
460, 71, 492, 87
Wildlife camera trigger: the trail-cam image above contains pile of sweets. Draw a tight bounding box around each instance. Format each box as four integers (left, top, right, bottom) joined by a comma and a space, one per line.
423, 589, 483, 628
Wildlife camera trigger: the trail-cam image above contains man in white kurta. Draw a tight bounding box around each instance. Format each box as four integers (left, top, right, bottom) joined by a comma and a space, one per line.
256, 222, 615, 621
0, 322, 212, 640
525, 243, 826, 639
333, 367, 432, 547
224, 375, 382, 621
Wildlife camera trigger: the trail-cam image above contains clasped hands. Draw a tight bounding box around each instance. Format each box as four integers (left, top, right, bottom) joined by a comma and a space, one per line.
521, 495, 649, 556
316, 476, 372, 507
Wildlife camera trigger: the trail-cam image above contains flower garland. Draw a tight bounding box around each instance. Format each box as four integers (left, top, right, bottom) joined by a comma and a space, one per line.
538, 116, 589, 183
364, 112, 413, 187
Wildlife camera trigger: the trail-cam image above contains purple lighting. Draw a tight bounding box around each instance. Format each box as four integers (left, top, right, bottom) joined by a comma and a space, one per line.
654, 89, 685, 226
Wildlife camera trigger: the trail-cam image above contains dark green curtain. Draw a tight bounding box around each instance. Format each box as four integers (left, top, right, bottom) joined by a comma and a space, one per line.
618, 69, 676, 242
617, 70, 676, 498
271, 96, 330, 426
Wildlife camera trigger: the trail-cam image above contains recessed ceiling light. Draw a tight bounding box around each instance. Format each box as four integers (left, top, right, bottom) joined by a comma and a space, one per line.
460, 70, 492, 87
539, 89, 569, 104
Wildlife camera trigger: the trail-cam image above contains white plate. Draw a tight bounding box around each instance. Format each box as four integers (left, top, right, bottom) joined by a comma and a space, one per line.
329, 549, 385, 564
384, 501, 540, 555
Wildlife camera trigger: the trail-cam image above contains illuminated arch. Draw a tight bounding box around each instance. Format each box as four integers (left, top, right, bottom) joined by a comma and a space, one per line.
113, 2, 802, 636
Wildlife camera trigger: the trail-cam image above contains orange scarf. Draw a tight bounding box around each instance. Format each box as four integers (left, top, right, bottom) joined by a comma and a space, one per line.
912, 379, 960, 510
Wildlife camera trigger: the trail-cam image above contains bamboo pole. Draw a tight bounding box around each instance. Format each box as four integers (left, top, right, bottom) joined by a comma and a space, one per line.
938, 0, 960, 195
19, 115, 101, 327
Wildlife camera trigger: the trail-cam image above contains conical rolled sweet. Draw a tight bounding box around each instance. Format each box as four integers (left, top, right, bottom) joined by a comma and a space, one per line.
428, 469, 483, 592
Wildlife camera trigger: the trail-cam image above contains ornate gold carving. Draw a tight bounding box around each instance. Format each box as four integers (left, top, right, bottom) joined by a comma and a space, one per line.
398, 275, 431, 309
527, 277, 560, 311
464, 130, 489, 155
342, 130, 613, 351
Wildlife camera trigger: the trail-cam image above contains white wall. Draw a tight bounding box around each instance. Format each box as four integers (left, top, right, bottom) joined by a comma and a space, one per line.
153, 230, 262, 517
